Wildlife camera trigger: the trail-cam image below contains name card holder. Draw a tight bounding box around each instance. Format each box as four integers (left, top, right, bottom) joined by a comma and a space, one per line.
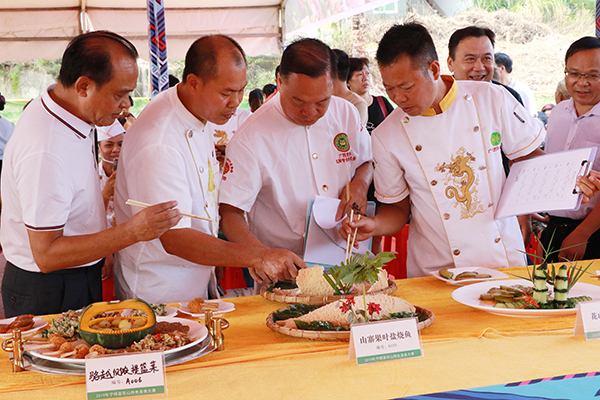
85, 351, 167, 399
348, 318, 423, 365
573, 299, 600, 340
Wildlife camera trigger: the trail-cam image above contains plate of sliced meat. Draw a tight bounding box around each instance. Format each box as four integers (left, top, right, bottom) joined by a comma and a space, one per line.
0, 315, 48, 338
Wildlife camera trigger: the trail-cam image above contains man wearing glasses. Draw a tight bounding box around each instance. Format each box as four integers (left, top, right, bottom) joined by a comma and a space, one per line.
540, 36, 600, 262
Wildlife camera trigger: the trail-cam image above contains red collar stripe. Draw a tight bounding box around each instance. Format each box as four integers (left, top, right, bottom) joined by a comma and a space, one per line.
41, 98, 87, 139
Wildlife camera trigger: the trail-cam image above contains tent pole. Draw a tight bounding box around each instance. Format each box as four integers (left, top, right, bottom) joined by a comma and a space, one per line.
147, 0, 169, 98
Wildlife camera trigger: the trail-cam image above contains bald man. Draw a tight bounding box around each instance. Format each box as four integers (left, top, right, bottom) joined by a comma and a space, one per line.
114, 35, 304, 303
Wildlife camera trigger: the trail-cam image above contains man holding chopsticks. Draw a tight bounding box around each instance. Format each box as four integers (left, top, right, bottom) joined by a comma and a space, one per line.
219, 38, 373, 283
0, 32, 183, 317
113, 35, 305, 303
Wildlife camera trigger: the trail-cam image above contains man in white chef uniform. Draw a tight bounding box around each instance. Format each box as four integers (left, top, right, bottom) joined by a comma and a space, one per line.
219, 38, 373, 283
114, 35, 304, 303
343, 22, 546, 278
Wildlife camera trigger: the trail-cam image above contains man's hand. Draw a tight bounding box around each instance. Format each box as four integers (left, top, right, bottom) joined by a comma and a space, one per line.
251, 249, 306, 283
336, 181, 368, 222
102, 171, 116, 209
517, 214, 532, 248
558, 230, 589, 261
577, 170, 600, 203
340, 215, 377, 245
126, 200, 182, 242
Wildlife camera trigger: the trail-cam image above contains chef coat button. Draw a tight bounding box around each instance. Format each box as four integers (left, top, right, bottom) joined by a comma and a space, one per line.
494, 238, 501, 243
465, 94, 472, 101
187, 130, 194, 138
322, 185, 329, 191
402, 116, 410, 123
415, 144, 422, 151
199, 167, 204, 173
312, 153, 318, 160
443, 213, 450, 220
473, 126, 480, 132
453, 249, 461, 256
431, 180, 437, 186
479, 165, 486, 170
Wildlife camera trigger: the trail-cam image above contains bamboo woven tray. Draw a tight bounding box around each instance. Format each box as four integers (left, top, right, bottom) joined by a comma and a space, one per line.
260, 280, 398, 305
266, 305, 434, 341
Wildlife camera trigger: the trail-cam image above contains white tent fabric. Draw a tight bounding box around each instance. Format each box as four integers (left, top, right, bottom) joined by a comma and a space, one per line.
0, 0, 283, 62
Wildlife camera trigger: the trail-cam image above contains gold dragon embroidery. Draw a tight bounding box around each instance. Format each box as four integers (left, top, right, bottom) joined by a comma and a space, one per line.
213, 129, 228, 146
434, 147, 485, 219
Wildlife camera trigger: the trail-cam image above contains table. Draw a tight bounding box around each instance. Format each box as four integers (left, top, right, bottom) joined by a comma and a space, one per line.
2, 263, 600, 400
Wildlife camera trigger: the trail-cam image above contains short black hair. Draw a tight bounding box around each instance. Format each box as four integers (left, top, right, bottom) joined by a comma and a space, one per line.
279, 38, 337, 79
347, 57, 369, 83
168, 74, 180, 87
332, 49, 350, 81
376, 22, 438, 74
182, 35, 246, 83
448, 26, 495, 60
248, 88, 264, 102
262, 83, 276, 97
494, 52, 513, 73
565, 36, 600, 65
58, 31, 139, 88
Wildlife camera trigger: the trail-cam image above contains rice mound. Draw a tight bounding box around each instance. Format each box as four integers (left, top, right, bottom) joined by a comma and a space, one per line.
296, 266, 335, 296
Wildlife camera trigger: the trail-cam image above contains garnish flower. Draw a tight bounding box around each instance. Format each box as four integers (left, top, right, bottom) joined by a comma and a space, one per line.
339, 297, 356, 313
367, 302, 382, 316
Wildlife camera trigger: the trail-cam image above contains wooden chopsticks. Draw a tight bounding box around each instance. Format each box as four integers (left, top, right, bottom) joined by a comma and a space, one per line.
126, 199, 212, 222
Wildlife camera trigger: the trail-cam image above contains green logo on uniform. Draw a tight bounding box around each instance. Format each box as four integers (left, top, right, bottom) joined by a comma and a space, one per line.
491, 132, 501, 146
334, 133, 350, 152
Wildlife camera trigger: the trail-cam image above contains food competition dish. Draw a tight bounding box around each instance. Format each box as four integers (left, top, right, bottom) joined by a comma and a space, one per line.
178, 299, 235, 317
430, 267, 508, 285
0, 315, 48, 338
266, 293, 434, 341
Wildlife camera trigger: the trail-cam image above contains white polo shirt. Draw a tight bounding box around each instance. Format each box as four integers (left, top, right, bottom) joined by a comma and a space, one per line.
373, 77, 544, 277
219, 93, 372, 256
0, 87, 106, 272
114, 86, 219, 303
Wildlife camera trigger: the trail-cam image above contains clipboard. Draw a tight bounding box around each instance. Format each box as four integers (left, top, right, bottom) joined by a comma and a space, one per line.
302, 197, 376, 270
495, 147, 597, 219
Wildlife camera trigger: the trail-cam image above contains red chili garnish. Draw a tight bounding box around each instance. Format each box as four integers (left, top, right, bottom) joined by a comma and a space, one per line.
339, 297, 356, 313
520, 291, 539, 309
367, 302, 382, 316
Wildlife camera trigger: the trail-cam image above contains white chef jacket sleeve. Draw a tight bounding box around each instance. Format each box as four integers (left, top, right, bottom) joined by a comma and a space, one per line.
498, 89, 545, 160
372, 132, 409, 204
218, 137, 261, 213
17, 152, 72, 230
125, 143, 192, 230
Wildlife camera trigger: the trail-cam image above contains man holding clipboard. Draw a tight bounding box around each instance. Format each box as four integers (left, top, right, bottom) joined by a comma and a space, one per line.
541, 36, 600, 262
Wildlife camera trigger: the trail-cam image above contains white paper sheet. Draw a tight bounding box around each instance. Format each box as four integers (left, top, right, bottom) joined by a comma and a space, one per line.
495, 147, 597, 219
303, 196, 375, 268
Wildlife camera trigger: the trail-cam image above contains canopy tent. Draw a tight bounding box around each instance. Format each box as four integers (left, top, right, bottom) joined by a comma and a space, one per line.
0, 0, 284, 62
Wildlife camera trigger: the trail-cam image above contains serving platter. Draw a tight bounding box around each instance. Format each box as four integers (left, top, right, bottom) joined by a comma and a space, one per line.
0, 317, 48, 339
452, 279, 600, 317
261, 280, 398, 305
26, 316, 208, 364
266, 305, 434, 341
429, 267, 508, 285
16, 335, 215, 376
178, 300, 235, 317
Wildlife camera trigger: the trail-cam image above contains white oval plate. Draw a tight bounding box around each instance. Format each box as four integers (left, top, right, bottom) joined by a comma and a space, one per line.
27, 316, 208, 364
178, 300, 235, 317
429, 267, 508, 285
0, 317, 48, 339
452, 279, 600, 317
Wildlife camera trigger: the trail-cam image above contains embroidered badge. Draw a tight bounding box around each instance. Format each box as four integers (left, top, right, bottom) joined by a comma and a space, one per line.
334, 133, 350, 152
490, 132, 501, 146
222, 159, 233, 181
435, 147, 485, 220
213, 129, 228, 146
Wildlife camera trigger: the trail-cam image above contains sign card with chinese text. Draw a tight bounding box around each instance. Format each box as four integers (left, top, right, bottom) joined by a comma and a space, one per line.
495, 147, 596, 219
85, 351, 166, 399
573, 300, 600, 340
349, 318, 423, 365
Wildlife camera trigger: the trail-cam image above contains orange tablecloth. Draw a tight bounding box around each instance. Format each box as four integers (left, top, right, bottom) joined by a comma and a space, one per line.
2, 264, 600, 399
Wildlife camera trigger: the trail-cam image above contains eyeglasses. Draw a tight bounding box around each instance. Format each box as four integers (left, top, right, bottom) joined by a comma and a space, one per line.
564, 70, 600, 83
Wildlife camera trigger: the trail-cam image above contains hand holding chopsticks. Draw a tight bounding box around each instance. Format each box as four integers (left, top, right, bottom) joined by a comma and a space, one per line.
126, 199, 212, 222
